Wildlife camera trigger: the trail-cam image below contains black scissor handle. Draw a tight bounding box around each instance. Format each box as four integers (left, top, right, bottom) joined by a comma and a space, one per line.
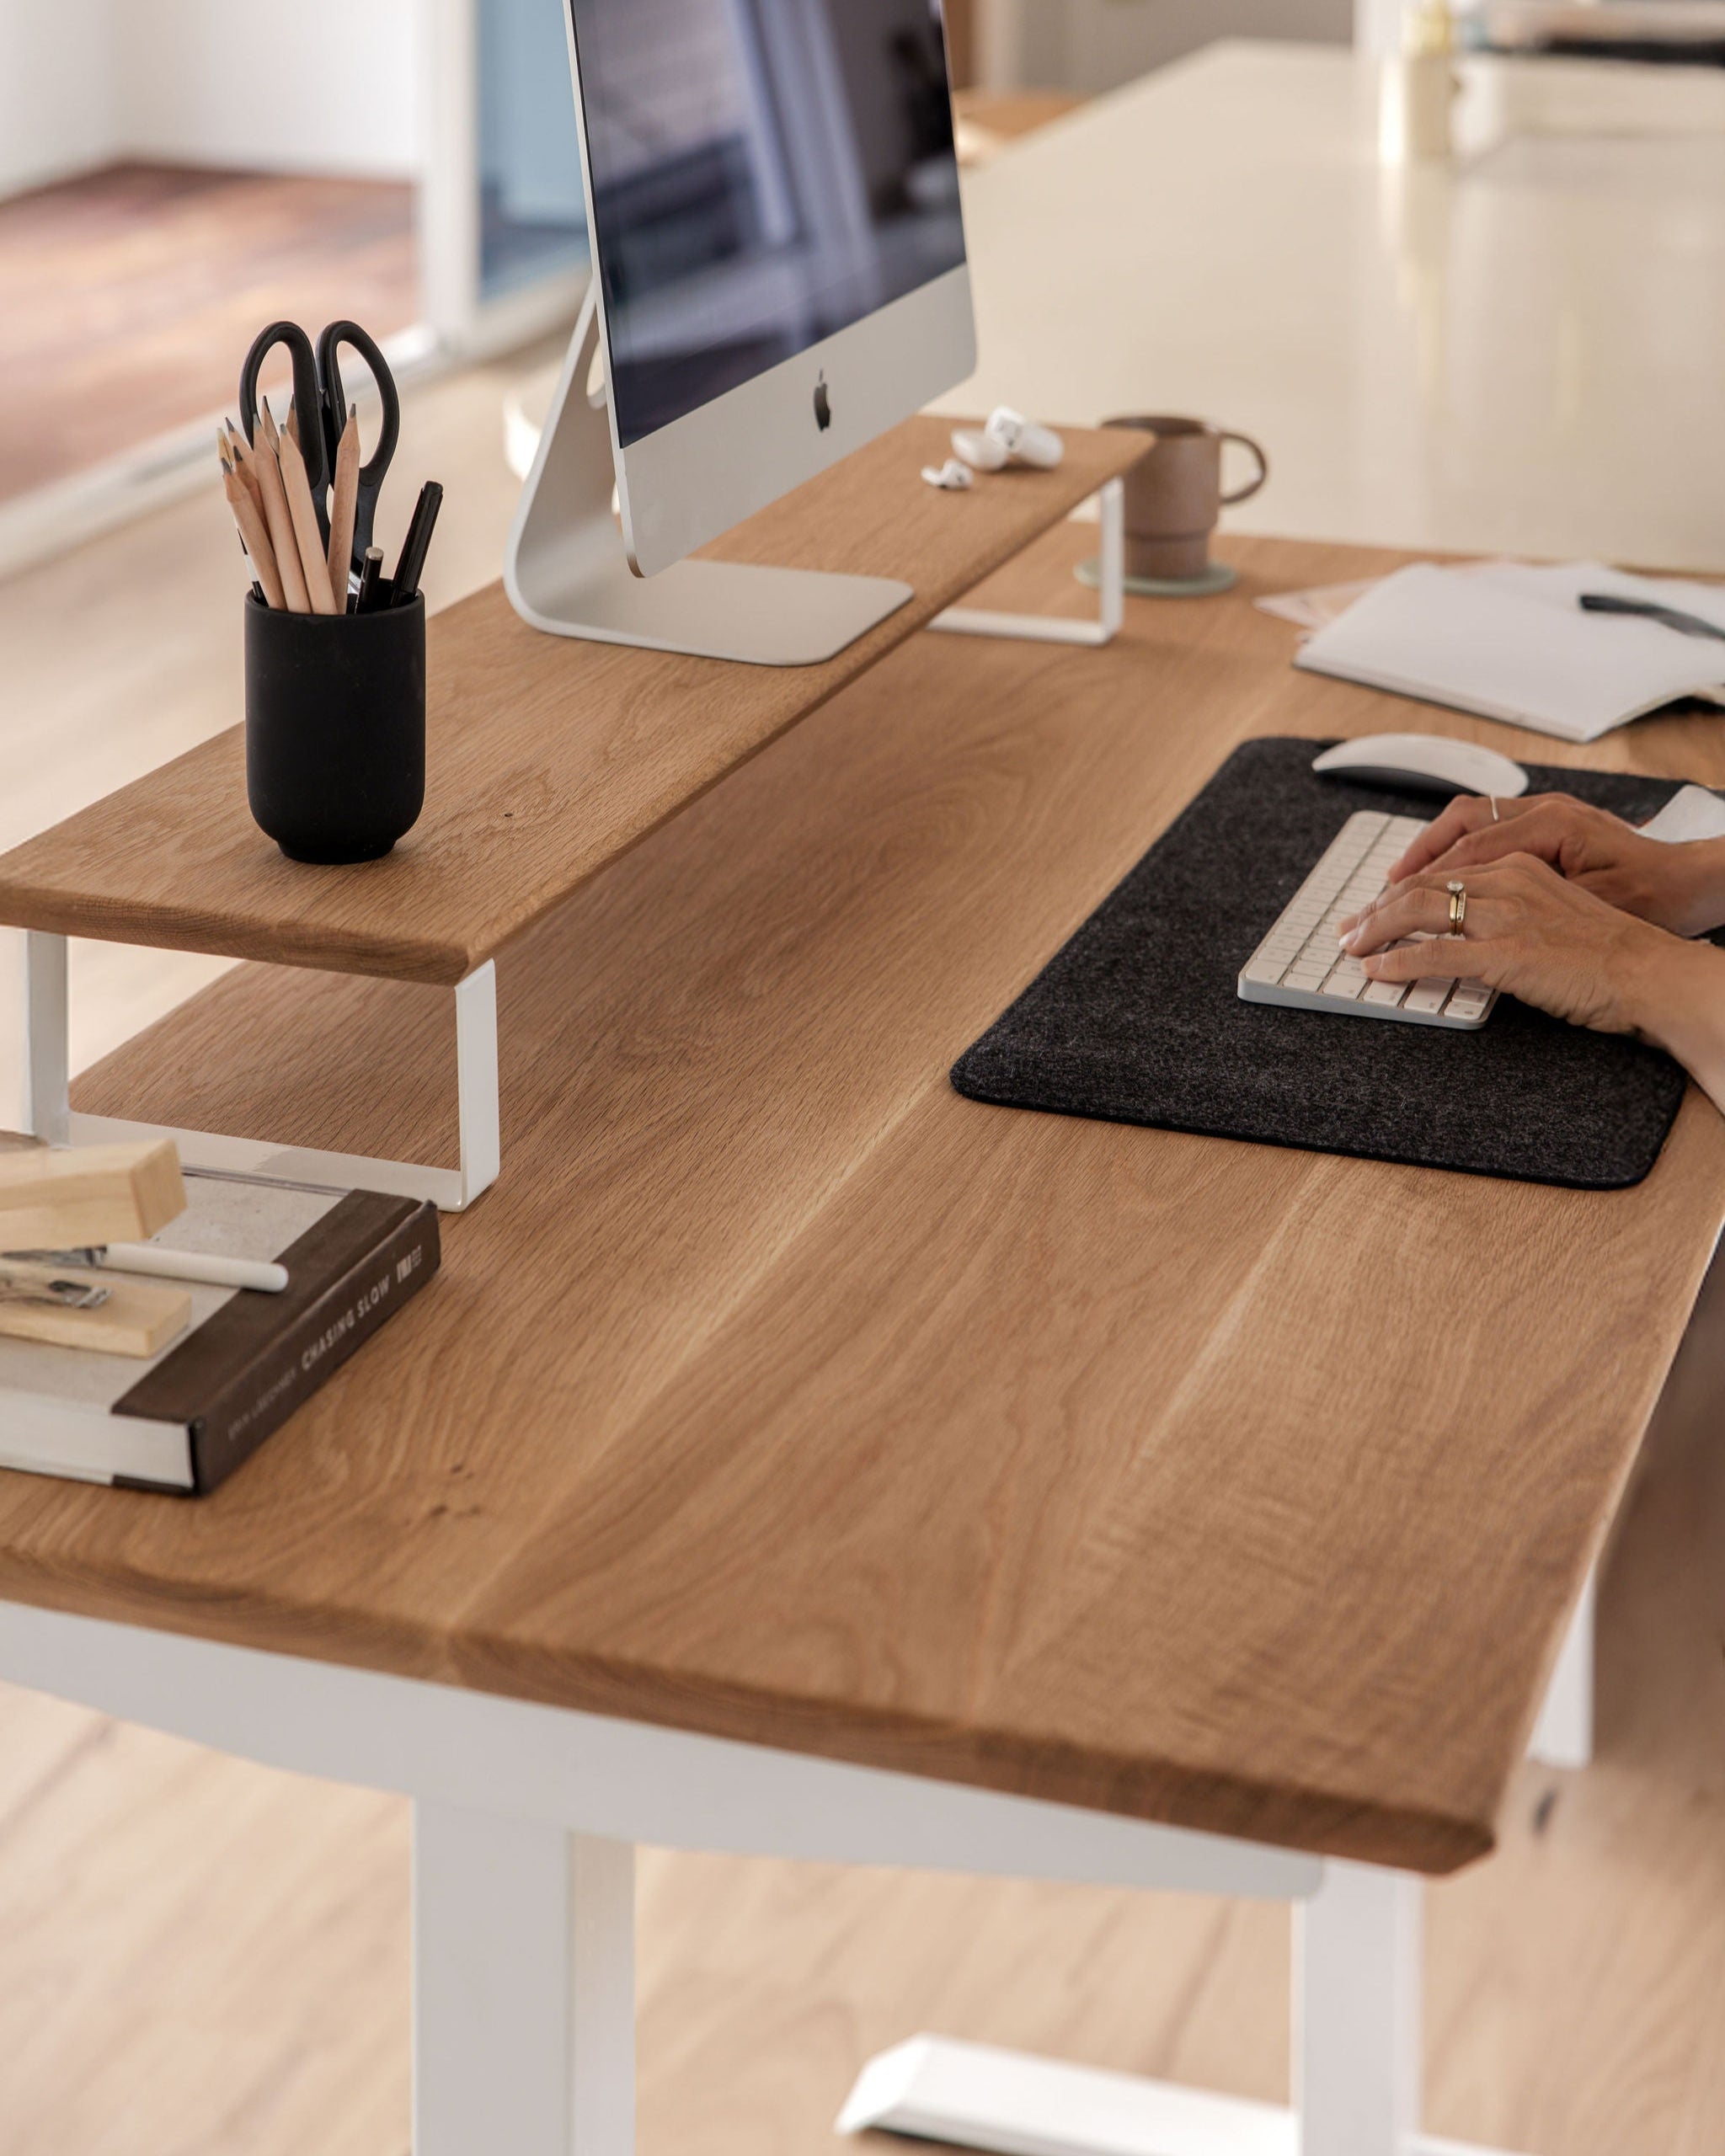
238, 320, 329, 495
317, 319, 402, 558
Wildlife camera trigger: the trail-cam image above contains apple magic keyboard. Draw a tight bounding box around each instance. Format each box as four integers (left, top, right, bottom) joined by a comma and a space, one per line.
1237, 810, 1498, 1030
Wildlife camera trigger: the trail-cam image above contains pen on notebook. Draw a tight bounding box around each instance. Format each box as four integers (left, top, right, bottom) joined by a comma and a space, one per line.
1579, 592, 1725, 645
392, 480, 444, 605
7, 1246, 290, 1294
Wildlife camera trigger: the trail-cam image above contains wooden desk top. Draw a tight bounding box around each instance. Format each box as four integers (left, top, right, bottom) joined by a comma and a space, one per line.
0, 421, 1142, 987
3, 531, 1722, 1876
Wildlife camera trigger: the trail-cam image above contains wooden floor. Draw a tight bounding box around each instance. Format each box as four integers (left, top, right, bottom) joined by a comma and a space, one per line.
0, 300, 1722, 2151
0, 162, 417, 503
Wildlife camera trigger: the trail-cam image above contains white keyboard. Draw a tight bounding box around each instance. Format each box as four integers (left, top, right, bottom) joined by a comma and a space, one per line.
1237, 811, 1498, 1029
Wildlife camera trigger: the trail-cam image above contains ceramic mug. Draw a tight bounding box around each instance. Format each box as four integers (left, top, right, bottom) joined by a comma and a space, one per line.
1104, 416, 1268, 584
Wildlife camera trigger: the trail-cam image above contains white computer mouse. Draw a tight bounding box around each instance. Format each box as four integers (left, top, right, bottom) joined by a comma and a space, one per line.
1311, 733, 1529, 800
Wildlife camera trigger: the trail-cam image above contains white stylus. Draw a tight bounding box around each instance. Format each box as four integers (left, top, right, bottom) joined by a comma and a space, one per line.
8, 1245, 290, 1294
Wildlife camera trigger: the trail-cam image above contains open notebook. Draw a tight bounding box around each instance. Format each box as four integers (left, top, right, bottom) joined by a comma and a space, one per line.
1295, 561, 1725, 742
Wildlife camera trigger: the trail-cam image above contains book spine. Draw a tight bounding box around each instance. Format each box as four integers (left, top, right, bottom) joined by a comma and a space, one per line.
185, 1206, 440, 1494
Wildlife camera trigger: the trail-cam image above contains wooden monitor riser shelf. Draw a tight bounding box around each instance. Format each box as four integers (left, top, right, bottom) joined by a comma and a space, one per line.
0, 419, 1138, 1209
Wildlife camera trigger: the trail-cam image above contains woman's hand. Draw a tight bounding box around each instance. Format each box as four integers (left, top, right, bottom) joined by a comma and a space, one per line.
1386, 792, 1725, 939
1340, 850, 1725, 1117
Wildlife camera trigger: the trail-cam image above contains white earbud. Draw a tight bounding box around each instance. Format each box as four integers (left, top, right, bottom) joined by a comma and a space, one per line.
951, 426, 1009, 472
921, 458, 975, 491
985, 405, 1064, 470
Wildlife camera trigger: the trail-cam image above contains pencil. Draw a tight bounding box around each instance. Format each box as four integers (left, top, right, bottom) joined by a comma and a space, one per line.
252, 408, 311, 614
326, 404, 360, 610
223, 421, 264, 515
223, 462, 286, 610
277, 424, 339, 615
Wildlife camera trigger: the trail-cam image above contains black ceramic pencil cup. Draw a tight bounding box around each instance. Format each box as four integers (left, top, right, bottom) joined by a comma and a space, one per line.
244, 589, 425, 864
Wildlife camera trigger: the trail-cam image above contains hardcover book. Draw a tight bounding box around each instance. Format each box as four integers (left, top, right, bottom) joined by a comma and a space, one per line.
0, 1169, 439, 1494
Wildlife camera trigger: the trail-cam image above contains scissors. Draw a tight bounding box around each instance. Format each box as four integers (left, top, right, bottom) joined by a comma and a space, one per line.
238, 318, 401, 574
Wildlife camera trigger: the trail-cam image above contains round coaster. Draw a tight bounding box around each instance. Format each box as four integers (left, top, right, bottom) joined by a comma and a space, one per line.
1076, 558, 1238, 599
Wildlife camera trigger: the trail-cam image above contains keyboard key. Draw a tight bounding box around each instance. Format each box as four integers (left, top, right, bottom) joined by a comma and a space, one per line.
1362, 979, 1409, 1007
1321, 970, 1365, 1001
1447, 984, 1491, 1017
1402, 981, 1453, 1016
1242, 954, 1289, 985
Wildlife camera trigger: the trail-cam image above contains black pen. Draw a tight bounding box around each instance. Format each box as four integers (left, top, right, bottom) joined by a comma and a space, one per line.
355, 545, 384, 615
1580, 592, 1725, 645
392, 481, 444, 606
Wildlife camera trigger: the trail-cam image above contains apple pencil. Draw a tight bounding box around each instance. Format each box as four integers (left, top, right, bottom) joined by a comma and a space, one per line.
7, 1246, 289, 1294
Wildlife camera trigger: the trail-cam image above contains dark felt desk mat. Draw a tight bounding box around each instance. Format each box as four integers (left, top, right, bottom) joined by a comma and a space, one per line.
952, 737, 1696, 1189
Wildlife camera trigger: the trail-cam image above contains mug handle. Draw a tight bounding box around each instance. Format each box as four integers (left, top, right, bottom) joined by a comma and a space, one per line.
1219, 431, 1269, 506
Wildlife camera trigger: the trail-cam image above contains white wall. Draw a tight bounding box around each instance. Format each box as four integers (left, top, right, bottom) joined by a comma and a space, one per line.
984, 0, 1354, 93
0, 0, 116, 193
0, 0, 422, 196
115, 0, 423, 176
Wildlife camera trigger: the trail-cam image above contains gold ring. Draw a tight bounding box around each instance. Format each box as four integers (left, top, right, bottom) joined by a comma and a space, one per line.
1448, 878, 1467, 933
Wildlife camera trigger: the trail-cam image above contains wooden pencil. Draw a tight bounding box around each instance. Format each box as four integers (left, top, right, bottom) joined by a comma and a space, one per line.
251, 409, 311, 614
223, 422, 264, 515
222, 462, 286, 610
276, 424, 339, 615
325, 405, 360, 610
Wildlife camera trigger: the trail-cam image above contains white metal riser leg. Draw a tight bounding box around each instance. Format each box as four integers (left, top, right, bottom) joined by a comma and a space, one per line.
18, 928, 499, 1212
930, 478, 1124, 648
839, 1860, 1536, 2156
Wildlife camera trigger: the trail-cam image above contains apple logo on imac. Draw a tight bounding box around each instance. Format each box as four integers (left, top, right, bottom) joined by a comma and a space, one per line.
814, 374, 832, 431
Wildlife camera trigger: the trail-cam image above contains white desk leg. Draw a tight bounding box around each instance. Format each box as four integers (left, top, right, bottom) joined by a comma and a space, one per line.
1525, 1569, 1595, 1771
1295, 1861, 1419, 2156
838, 1860, 1534, 2156
414, 1802, 633, 2156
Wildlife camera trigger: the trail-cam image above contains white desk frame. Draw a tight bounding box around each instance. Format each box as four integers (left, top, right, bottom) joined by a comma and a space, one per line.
0, 1598, 1535, 2156
18, 930, 500, 1213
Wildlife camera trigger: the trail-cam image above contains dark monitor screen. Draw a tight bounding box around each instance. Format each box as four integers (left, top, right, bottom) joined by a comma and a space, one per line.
568, 0, 966, 447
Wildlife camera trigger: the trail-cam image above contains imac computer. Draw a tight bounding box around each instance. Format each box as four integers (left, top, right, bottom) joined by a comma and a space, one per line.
505, 0, 976, 665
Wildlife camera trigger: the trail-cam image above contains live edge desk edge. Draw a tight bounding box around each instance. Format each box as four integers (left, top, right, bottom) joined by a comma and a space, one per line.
0, 420, 1145, 1209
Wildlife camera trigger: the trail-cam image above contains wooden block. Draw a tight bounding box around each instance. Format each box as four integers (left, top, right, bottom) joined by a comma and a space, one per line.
0, 1263, 190, 1358
0, 1141, 186, 1253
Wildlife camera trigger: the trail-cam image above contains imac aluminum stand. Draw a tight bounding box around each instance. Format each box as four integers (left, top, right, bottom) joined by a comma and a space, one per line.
505, 286, 913, 666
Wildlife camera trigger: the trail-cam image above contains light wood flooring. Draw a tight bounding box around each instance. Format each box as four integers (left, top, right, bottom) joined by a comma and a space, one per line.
0, 329, 1722, 2155
0, 162, 417, 503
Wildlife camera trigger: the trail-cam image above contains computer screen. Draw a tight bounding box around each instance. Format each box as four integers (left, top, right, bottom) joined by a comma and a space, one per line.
568, 0, 965, 448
